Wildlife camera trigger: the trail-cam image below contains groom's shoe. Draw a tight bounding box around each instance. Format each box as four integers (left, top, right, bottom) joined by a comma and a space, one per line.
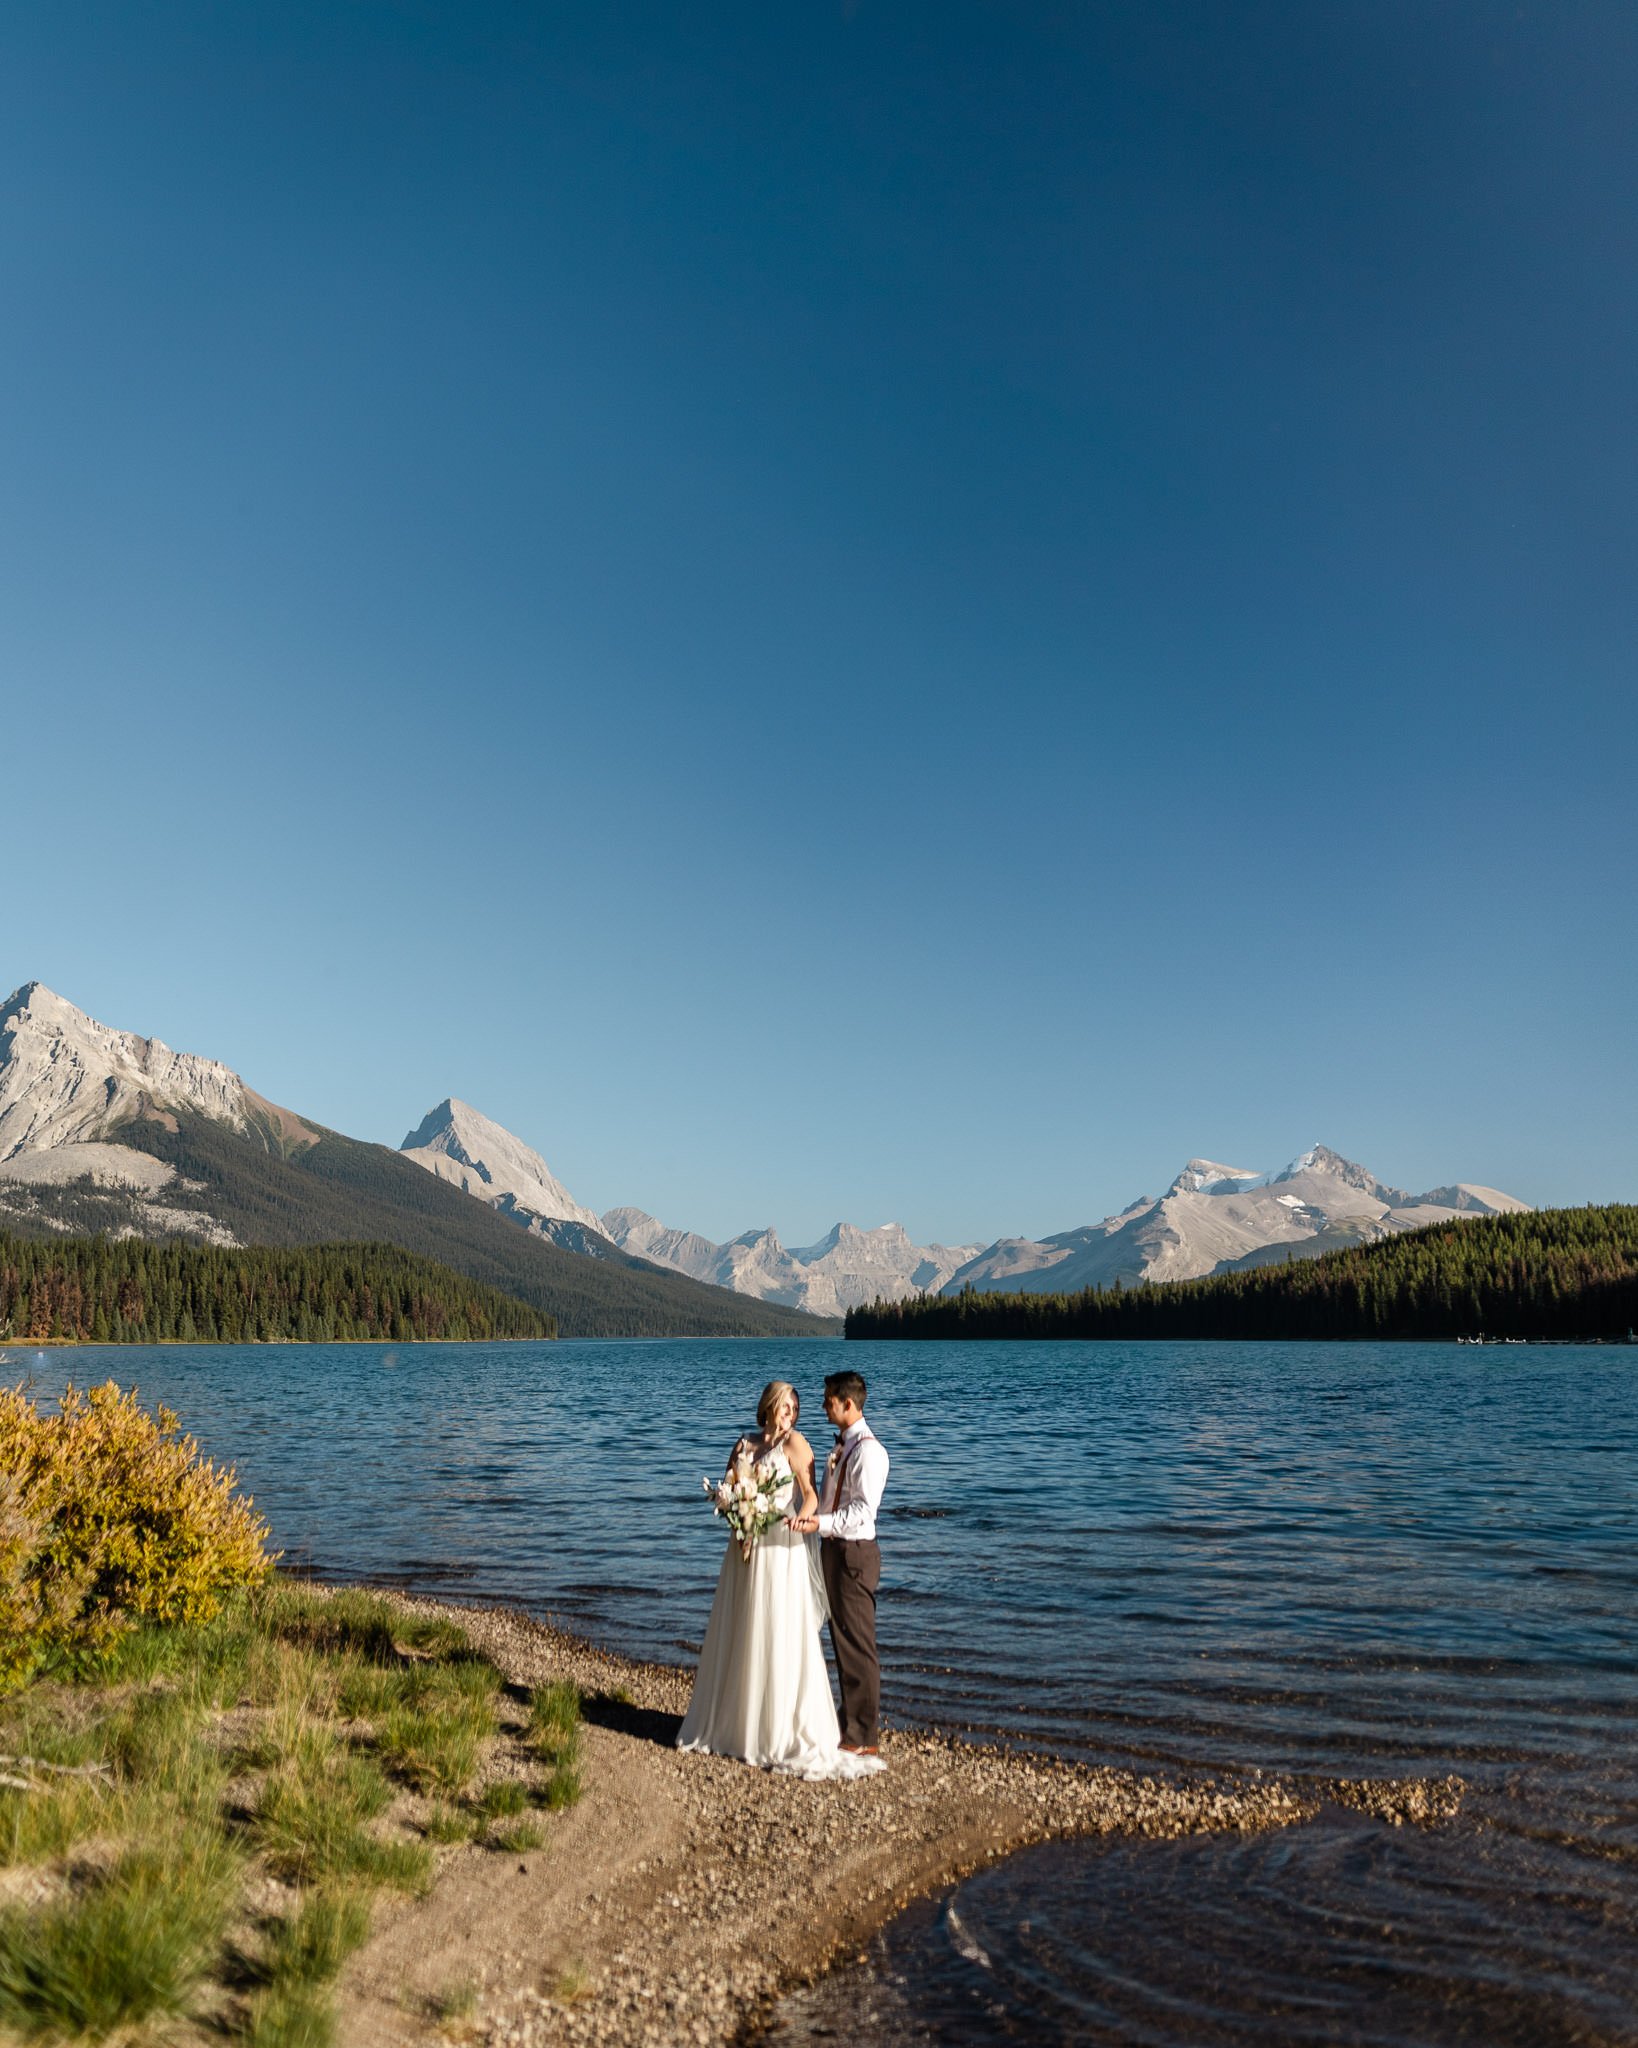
840, 1741, 879, 1756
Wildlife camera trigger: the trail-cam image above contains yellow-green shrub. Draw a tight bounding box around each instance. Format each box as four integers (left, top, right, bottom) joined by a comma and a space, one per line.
0, 1382, 273, 1692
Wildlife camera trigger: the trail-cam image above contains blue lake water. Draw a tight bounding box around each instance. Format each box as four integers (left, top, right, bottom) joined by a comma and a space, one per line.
16, 1336, 1638, 2045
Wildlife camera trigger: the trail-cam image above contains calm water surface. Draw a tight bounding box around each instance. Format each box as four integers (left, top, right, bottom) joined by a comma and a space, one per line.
20, 1337, 1638, 2046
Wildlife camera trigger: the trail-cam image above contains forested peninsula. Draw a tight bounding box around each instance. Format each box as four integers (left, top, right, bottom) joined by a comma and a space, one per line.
845, 1206, 1638, 1343
0, 1234, 556, 1344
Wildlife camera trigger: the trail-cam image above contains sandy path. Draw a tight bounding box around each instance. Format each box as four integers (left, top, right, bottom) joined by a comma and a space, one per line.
336, 1597, 1462, 2047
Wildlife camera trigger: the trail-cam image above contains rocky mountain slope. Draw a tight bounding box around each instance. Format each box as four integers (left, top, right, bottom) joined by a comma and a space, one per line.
0, 982, 294, 1157
947, 1145, 1528, 1296
0, 984, 832, 1338
399, 1099, 612, 1255
600, 1208, 978, 1317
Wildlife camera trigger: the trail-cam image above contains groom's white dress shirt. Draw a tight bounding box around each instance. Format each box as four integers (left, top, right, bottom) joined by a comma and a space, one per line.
816, 1419, 889, 1541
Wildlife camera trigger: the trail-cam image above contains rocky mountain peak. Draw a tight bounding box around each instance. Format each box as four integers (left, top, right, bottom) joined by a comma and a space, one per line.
1272, 1144, 1410, 1205
398, 1097, 603, 1234
727, 1225, 785, 1254
1167, 1158, 1264, 1198
602, 1205, 658, 1237
0, 980, 251, 1161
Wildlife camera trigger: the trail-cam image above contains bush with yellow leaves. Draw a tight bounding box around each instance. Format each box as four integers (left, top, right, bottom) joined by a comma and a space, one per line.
0, 1382, 273, 1692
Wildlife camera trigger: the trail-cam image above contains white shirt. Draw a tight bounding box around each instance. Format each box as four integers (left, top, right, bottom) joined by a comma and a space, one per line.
816, 1419, 889, 1542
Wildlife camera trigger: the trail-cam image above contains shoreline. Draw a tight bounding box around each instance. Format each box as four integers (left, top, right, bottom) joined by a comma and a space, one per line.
336, 1592, 1465, 2048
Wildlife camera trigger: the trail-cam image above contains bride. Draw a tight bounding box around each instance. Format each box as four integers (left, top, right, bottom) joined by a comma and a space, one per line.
678, 1379, 883, 1779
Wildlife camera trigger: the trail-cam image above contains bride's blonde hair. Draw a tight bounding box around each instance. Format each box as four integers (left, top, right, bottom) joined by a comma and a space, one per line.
756, 1380, 799, 1434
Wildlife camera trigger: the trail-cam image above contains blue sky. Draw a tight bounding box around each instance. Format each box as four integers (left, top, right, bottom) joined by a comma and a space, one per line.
4, 1, 1635, 1246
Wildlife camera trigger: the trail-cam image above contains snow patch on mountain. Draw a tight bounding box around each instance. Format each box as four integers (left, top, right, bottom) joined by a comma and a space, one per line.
1167, 1159, 1267, 1196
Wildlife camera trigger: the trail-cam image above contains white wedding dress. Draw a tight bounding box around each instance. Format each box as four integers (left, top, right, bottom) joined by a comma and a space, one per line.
678, 1439, 884, 1780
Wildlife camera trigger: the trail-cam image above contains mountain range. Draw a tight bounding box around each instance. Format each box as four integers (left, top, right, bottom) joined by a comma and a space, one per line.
0, 981, 1531, 1331
0, 983, 829, 1339
939, 1147, 1527, 1297
592, 1147, 1526, 1311
598, 1211, 979, 1319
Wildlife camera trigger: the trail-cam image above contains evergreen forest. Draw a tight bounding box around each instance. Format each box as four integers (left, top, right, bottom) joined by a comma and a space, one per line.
844, 1206, 1638, 1343
0, 1233, 557, 1344
14, 1113, 835, 1339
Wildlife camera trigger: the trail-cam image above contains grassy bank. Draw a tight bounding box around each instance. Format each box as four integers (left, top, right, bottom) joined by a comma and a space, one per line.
0, 1580, 584, 2045
0, 1379, 584, 2044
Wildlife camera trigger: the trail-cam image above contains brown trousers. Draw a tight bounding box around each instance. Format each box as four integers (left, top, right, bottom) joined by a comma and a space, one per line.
821, 1536, 881, 1748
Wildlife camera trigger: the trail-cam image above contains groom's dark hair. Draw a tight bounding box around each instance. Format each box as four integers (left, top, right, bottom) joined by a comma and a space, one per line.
824, 1370, 868, 1407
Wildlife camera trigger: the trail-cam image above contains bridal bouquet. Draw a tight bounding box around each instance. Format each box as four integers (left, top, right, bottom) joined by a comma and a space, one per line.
703, 1449, 790, 1561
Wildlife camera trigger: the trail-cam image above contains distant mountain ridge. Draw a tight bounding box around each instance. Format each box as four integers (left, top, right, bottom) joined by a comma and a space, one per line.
0, 983, 833, 1338
601, 1144, 1528, 1313
599, 1208, 979, 1317
946, 1144, 1528, 1297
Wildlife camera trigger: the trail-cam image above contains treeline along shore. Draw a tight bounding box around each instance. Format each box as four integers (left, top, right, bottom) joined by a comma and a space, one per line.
0, 1232, 557, 1344
845, 1205, 1638, 1343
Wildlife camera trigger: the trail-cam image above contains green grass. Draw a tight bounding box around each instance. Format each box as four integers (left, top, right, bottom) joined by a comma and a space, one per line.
54, 1606, 257, 1702
487, 1817, 544, 1854
378, 1702, 494, 1796
253, 1743, 404, 1886
0, 1585, 532, 2043
421, 1801, 477, 1844
0, 1697, 113, 1867
256, 1584, 403, 1664
477, 1779, 528, 1820
243, 1979, 338, 2048
261, 1888, 373, 1987
526, 1680, 584, 1810
0, 1834, 240, 2040
541, 1760, 582, 1811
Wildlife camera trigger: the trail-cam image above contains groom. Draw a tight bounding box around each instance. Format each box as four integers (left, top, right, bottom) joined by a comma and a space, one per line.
792, 1369, 889, 1756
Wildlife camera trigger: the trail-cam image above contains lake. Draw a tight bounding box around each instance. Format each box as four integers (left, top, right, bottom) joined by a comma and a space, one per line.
16, 1336, 1638, 2046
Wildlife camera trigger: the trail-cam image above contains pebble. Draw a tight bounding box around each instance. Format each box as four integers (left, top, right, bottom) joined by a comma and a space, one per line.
379, 1593, 1466, 2048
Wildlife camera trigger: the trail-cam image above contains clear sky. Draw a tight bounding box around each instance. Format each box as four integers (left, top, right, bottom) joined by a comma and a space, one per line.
4, 1, 1635, 1248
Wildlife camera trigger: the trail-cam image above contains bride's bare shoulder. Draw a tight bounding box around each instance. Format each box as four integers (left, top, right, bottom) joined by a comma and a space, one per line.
784, 1428, 815, 1463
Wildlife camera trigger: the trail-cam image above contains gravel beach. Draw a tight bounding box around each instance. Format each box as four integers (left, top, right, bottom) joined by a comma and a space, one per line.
334, 1595, 1465, 2047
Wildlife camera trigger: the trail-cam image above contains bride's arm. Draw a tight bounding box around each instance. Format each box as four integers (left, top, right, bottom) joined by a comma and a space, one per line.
785, 1430, 819, 1520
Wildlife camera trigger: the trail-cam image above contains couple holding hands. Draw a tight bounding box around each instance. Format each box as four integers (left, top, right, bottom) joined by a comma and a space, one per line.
678, 1370, 889, 1782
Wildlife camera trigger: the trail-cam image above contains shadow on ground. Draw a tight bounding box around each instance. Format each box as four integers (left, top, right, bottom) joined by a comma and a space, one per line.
581, 1691, 684, 1748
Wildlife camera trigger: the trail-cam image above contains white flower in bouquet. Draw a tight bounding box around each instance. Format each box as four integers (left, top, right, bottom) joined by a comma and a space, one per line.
700, 1450, 790, 1561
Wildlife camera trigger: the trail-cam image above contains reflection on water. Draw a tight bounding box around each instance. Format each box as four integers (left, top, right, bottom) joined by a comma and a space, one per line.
17, 1335, 1638, 2045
